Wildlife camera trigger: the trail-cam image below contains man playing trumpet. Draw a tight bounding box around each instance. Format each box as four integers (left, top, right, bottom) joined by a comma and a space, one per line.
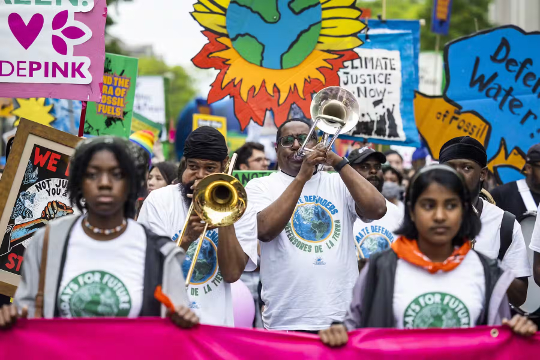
246, 118, 386, 332
138, 127, 258, 326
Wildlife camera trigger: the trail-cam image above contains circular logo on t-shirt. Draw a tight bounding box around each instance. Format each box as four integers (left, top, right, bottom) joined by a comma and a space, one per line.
58, 270, 132, 317
182, 233, 218, 285
403, 292, 471, 329
291, 203, 334, 243
356, 232, 392, 258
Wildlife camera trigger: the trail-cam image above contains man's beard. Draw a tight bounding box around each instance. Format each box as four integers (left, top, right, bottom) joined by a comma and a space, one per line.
180, 180, 195, 207
368, 176, 383, 192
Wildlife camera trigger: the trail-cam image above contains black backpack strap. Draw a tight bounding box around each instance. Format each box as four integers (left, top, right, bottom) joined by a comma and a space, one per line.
475, 251, 492, 325
498, 211, 516, 261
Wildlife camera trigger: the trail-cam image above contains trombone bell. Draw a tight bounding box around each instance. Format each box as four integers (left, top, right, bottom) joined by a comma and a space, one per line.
192, 173, 247, 227
298, 86, 360, 157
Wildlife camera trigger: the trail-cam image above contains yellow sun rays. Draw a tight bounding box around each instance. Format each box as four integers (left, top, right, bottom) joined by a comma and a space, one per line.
212, 37, 339, 104
12, 98, 55, 127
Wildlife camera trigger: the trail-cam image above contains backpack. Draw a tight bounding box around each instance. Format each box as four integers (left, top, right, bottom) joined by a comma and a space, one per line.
498, 211, 516, 261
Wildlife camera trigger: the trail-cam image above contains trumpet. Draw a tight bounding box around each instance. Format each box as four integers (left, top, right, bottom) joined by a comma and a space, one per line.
176, 153, 247, 287
296, 86, 360, 160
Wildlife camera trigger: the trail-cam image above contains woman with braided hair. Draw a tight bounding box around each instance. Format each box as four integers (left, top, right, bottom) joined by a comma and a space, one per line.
0, 136, 197, 329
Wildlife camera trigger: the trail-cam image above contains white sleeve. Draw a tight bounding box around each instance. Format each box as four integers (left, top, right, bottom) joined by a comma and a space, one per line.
336, 174, 363, 222
529, 211, 540, 253
245, 178, 273, 213
501, 220, 532, 278
233, 200, 259, 272
137, 192, 170, 238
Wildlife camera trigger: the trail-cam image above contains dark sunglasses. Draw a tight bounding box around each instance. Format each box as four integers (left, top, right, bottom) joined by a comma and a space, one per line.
278, 134, 316, 148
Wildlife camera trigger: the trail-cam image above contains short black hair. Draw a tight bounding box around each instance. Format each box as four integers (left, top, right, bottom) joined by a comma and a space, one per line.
396, 165, 481, 246
68, 137, 146, 219
276, 118, 315, 144
383, 149, 403, 161
383, 165, 403, 185
234, 142, 265, 170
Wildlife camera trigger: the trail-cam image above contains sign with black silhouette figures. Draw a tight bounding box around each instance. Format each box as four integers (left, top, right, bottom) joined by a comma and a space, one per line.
0, 119, 81, 296
337, 20, 421, 147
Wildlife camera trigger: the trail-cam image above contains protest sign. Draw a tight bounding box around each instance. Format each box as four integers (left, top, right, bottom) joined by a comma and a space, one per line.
193, 113, 227, 140
0, 98, 14, 117
444, 25, 539, 183
134, 76, 166, 125
0, 0, 106, 102
83, 53, 138, 138
338, 20, 421, 147
232, 170, 273, 187
191, 0, 366, 129
1, 319, 539, 359
431, 0, 453, 35
0, 119, 81, 296
419, 52, 444, 96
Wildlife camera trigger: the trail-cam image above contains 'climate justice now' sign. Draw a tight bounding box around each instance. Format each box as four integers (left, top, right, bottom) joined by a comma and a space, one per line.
0, 0, 106, 101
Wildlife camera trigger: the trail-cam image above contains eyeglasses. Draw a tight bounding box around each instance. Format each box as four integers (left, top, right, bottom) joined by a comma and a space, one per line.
278, 134, 316, 148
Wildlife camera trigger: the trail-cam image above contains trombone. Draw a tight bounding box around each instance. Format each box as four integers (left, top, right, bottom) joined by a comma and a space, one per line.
296, 86, 360, 163
176, 153, 248, 287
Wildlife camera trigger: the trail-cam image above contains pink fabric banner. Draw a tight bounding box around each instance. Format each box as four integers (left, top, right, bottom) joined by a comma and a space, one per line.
0, 318, 539, 359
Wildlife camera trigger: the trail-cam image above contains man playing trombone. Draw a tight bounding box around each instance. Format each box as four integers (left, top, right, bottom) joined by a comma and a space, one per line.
246, 118, 386, 332
138, 127, 258, 326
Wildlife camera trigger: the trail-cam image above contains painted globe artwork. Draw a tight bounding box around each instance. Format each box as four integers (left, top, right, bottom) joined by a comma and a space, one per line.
292, 204, 332, 242
359, 235, 392, 258
182, 238, 218, 284
226, 0, 322, 69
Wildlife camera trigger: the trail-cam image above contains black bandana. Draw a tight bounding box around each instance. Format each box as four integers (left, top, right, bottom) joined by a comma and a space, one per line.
439, 136, 487, 168
184, 126, 228, 162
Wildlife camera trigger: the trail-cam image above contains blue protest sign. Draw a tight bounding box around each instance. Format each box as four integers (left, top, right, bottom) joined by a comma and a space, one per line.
431, 0, 453, 35
337, 20, 421, 147
444, 25, 540, 183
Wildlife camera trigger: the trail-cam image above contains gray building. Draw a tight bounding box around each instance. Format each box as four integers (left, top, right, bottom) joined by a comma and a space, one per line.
489, 0, 540, 31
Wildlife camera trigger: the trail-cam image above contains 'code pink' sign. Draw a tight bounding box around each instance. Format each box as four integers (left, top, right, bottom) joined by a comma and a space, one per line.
0, 0, 106, 102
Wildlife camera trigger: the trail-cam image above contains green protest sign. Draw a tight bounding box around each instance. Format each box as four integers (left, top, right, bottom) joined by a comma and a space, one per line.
232, 171, 274, 186
84, 53, 139, 138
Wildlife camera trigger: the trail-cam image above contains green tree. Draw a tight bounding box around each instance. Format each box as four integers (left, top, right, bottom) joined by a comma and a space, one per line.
137, 57, 197, 120
355, 0, 493, 50
105, 0, 129, 54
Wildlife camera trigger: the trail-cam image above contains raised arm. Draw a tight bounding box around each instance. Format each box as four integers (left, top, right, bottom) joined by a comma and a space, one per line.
218, 225, 249, 283
327, 152, 387, 220
257, 146, 327, 242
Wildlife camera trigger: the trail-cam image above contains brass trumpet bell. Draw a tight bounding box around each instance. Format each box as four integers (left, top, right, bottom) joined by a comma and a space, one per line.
192, 173, 247, 227
310, 86, 360, 135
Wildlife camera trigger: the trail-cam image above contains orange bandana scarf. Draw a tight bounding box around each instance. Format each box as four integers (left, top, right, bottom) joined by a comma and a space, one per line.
391, 237, 471, 274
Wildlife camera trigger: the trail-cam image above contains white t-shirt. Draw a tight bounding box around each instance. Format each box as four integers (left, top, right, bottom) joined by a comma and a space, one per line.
529, 208, 540, 253
393, 251, 485, 329
137, 184, 258, 327
58, 218, 146, 318
475, 199, 531, 278
353, 200, 402, 258
246, 171, 361, 330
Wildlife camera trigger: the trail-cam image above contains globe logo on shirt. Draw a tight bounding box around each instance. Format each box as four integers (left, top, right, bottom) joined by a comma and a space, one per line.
292, 203, 333, 243
356, 233, 392, 259
182, 235, 218, 285
403, 292, 471, 329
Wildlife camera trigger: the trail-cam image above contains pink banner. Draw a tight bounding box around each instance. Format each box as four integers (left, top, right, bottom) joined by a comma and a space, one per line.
0, 0, 106, 102
0, 318, 539, 359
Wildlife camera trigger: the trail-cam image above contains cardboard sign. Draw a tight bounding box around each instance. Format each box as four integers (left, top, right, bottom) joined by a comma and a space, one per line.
0, 0, 106, 101
338, 20, 421, 147
0, 119, 81, 296
83, 53, 138, 138
193, 114, 227, 140
444, 25, 540, 183
134, 76, 166, 125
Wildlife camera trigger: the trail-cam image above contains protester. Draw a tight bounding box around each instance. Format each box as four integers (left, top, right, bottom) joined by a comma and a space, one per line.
0, 136, 198, 327
148, 162, 177, 194
129, 130, 155, 164
319, 165, 537, 347
383, 165, 403, 186
246, 118, 386, 331
234, 142, 269, 171
528, 206, 540, 288
411, 147, 428, 172
440, 136, 531, 307
138, 126, 258, 327
382, 182, 405, 215
348, 148, 403, 265
491, 144, 540, 219
384, 149, 404, 173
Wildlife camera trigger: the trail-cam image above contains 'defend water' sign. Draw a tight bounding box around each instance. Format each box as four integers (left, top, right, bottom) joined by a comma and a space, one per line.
0, 0, 106, 101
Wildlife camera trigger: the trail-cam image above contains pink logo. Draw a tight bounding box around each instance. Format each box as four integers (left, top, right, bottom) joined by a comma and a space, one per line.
8, 13, 44, 50
51, 10, 87, 55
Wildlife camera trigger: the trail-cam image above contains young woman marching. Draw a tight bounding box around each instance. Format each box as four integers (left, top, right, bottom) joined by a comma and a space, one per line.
320, 165, 536, 346
0, 137, 197, 328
